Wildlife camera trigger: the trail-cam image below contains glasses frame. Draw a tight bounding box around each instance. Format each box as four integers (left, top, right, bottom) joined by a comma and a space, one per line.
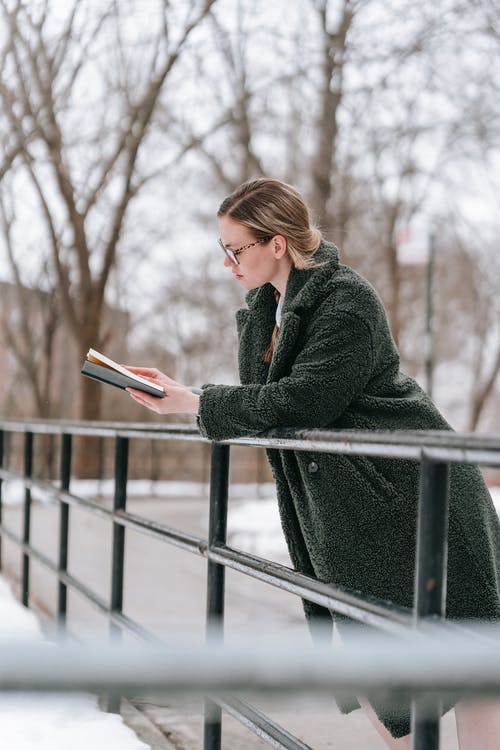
218, 236, 273, 265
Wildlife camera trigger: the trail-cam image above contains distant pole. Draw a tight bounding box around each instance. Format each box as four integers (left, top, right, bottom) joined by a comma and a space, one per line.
425, 232, 436, 399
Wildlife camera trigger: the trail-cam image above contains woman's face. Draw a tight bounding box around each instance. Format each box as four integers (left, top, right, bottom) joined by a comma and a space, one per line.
218, 215, 288, 291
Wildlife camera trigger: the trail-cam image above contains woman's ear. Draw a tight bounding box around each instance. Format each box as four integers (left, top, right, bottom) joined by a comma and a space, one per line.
272, 235, 287, 259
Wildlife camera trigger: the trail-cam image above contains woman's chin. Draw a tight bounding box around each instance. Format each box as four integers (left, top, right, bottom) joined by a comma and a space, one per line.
233, 274, 261, 291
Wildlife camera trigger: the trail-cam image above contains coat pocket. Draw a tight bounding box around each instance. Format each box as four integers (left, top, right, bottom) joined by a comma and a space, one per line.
296, 451, 408, 537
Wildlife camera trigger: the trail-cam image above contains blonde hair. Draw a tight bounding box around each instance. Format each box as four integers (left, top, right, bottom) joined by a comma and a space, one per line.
217, 178, 322, 270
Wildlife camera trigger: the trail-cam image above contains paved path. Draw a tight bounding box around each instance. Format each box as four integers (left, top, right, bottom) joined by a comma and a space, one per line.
0, 493, 459, 749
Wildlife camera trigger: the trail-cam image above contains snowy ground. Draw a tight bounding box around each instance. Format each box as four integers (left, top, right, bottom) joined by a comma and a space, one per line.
0, 577, 149, 750
2, 477, 498, 508
0, 478, 276, 505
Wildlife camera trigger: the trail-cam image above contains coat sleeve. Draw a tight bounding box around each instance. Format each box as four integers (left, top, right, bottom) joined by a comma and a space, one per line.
197, 310, 373, 441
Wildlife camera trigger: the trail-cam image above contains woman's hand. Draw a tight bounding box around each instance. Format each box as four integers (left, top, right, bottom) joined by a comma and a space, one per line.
122, 366, 200, 415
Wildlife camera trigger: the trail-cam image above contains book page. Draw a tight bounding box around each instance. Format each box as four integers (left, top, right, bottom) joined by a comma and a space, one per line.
86, 349, 164, 394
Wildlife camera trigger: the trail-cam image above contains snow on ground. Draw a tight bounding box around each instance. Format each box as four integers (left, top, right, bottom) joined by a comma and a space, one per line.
2, 476, 499, 511
0, 478, 276, 505
227, 496, 290, 563
490, 487, 500, 514
0, 577, 149, 750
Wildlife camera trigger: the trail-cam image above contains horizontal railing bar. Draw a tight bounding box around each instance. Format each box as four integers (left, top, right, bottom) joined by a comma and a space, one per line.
59, 571, 109, 615
420, 447, 500, 467
113, 429, 209, 443
110, 612, 161, 643
222, 438, 500, 467
0, 470, 114, 519
0, 525, 110, 614
207, 543, 412, 632
0, 420, 204, 437
0, 474, 486, 635
0, 526, 159, 640
267, 427, 500, 450
0, 471, 206, 554
0, 420, 498, 459
0, 520, 464, 644
0, 518, 411, 633
217, 695, 313, 750
113, 509, 205, 555
0, 632, 500, 696
0, 525, 114, 617
0, 506, 463, 635
0, 523, 56, 571
0, 421, 208, 443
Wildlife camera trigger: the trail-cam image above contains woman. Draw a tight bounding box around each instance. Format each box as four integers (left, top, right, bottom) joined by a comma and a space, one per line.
126, 178, 500, 748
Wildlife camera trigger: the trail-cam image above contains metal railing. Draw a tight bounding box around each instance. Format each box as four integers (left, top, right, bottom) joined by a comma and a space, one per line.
1, 627, 500, 696
0, 418, 499, 750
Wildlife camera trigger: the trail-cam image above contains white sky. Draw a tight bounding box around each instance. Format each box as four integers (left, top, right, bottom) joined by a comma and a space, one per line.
0, 576, 149, 750
1, 0, 498, 296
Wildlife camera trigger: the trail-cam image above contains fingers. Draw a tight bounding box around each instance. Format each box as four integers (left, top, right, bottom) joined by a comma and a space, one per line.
126, 387, 166, 413
122, 366, 180, 388
122, 366, 161, 377
126, 388, 153, 404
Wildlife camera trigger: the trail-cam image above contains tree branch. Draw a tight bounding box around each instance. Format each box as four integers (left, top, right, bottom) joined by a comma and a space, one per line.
95, 0, 218, 304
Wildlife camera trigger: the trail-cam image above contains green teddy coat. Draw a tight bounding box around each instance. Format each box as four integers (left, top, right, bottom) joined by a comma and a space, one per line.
197, 241, 500, 737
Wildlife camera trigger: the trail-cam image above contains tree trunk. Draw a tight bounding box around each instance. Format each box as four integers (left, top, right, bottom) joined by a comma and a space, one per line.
310, 0, 354, 233
75, 347, 105, 478
469, 346, 500, 431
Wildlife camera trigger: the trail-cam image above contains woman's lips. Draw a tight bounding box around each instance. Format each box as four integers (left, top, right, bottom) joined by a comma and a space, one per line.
234, 273, 244, 280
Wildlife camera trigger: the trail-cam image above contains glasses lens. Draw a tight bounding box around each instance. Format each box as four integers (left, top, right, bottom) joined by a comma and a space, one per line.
219, 239, 238, 264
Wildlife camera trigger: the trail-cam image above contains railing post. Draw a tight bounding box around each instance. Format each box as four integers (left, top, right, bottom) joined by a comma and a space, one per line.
204, 443, 230, 750
57, 433, 72, 627
105, 435, 129, 714
22, 431, 34, 607
0, 429, 3, 570
411, 454, 450, 750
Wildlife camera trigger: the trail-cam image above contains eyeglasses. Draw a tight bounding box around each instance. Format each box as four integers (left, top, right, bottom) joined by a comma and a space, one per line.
218, 236, 273, 265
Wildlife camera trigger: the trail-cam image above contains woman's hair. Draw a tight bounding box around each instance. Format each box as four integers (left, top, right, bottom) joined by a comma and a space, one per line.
217, 177, 322, 270
219, 178, 323, 363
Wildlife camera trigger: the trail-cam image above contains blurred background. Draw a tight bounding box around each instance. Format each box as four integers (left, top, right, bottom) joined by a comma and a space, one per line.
0, 0, 498, 435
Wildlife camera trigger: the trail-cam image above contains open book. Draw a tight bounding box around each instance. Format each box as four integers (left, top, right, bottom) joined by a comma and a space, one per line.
81, 349, 165, 398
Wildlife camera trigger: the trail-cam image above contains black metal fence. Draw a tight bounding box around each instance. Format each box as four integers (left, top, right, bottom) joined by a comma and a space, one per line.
0, 418, 499, 750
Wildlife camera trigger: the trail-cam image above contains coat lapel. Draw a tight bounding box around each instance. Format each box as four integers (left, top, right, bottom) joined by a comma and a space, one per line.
267, 311, 302, 382
236, 287, 275, 385
235, 241, 340, 386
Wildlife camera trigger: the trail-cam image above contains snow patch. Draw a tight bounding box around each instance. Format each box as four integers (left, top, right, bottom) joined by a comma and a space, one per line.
0, 478, 277, 505
227, 496, 290, 564
0, 577, 149, 750
490, 486, 500, 514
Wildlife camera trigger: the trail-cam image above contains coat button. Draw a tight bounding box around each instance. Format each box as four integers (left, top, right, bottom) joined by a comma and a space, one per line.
307, 461, 319, 474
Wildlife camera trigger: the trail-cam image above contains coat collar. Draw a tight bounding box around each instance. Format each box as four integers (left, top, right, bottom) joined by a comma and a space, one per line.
236, 241, 340, 384
243, 240, 339, 316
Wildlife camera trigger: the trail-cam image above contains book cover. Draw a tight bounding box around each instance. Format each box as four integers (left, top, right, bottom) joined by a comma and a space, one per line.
81, 349, 165, 398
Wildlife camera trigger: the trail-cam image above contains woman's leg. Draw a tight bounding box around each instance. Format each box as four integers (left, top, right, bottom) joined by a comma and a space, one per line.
332, 626, 411, 748
357, 697, 412, 749
455, 700, 500, 750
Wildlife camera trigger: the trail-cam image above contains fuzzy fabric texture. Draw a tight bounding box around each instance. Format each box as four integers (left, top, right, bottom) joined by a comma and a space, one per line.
197, 241, 500, 738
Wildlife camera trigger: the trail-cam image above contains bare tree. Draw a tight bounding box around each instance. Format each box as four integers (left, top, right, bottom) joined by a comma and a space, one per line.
309, 0, 357, 237
146, 250, 245, 388
2, 0, 497, 440
0, 187, 59, 418
0, 0, 217, 421
445, 235, 500, 432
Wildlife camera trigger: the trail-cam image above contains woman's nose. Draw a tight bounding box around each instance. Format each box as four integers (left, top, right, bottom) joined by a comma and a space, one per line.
223, 255, 233, 268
